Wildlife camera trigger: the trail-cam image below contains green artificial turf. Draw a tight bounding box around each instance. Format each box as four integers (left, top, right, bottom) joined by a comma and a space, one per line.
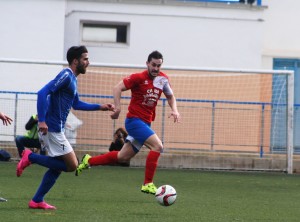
1, 161, 300, 222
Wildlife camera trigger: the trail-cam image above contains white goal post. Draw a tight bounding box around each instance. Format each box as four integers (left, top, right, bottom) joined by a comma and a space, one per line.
0, 58, 295, 174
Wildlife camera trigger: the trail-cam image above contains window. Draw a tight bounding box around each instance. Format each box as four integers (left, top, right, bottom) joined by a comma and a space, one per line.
81, 22, 129, 45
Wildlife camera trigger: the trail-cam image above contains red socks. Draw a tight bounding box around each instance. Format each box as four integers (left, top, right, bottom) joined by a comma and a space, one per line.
89, 151, 118, 166
144, 150, 160, 184
87, 150, 160, 185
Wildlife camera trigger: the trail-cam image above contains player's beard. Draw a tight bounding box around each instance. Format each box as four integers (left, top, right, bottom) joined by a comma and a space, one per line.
148, 68, 159, 79
77, 63, 86, 74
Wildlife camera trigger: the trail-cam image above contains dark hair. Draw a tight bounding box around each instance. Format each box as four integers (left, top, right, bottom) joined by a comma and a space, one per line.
115, 127, 128, 138
66, 46, 88, 65
147, 50, 163, 63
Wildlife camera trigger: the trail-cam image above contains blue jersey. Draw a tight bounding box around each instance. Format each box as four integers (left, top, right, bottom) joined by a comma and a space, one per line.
37, 68, 100, 132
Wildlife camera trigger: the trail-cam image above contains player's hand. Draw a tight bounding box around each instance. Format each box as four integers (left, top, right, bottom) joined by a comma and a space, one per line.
168, 111, 180, 123
111, 108, 121, 119
38, 122, 48, 135
0, 112, 13, 126
100, 103, 115, 111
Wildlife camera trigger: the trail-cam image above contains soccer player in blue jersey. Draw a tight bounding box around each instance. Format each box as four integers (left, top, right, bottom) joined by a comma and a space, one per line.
16, 46, 114, 210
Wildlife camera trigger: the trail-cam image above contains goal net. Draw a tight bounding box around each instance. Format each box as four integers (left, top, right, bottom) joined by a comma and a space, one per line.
74, 65, 294, 173
0, 60, 294, 173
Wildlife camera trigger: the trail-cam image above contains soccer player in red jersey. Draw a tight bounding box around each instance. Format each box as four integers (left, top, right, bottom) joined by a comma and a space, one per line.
76, 50, 180, 194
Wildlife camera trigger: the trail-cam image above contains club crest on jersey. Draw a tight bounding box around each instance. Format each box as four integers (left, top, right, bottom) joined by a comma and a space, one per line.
144, 80, 148, 85
153, 76, 166, 90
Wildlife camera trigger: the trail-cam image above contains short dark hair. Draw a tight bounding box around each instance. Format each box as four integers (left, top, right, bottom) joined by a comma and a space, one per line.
115, 127, 128, 138
66, 46, 88, 65
147, 50, 163, 63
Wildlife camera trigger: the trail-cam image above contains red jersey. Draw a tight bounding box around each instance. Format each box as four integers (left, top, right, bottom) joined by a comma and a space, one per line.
123, 70, 174, 123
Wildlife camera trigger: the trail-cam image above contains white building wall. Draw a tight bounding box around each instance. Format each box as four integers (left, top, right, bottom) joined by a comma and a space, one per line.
261, 0, 300, 68
0, 0, 299, 92
0, 0, 66, 92
1, 0, 65, 60
65, 1, 264, 68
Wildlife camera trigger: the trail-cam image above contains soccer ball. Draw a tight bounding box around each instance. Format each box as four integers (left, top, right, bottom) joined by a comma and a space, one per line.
155, 185, 177, 206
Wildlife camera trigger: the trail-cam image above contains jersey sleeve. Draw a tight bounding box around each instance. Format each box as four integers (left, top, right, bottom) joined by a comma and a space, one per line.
72, 93, 101, 110
37, 70, 72, 122
163, 81, 174, 96
123, 73, 140, 89
25, 115, 37, 130
48, 70, 72, 93
37, 85, 50, 122
161, 73, 174, 96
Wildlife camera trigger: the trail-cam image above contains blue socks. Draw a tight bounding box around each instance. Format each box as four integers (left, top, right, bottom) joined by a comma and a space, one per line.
32, 169, 61, 203
28, 153, 69, 203
29, 153, 67, 172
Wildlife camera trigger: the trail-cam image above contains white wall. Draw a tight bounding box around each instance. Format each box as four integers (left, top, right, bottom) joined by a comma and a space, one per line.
262, 0, 300, 68
0, 0, 299, 93
65, 1, 265, 68
0, 0, 66, 92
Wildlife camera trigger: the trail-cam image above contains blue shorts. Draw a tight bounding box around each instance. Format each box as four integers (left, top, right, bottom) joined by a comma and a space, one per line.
125, 117, 155, 153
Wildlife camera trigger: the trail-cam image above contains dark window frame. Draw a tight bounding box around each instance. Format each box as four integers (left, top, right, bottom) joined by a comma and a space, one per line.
81, 21, 130, 46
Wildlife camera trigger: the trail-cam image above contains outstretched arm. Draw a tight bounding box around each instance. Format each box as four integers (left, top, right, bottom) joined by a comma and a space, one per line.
165, 94, 180, 123
72, 93, 114, 111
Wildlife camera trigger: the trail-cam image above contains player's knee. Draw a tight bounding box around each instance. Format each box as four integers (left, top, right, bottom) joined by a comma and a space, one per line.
67, 166, 77, 172
66, 162, 77, 172
152, 143, 163, 153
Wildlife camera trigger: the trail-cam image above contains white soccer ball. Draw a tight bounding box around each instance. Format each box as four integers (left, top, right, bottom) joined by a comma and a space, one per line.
155, 185, 177, 206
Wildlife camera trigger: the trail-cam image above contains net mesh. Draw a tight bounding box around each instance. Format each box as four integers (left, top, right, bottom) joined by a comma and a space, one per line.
71, 67, 289, 155
0, 62, 292, 171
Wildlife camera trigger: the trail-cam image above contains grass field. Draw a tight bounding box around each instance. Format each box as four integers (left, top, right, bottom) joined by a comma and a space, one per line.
1, 161, 300, 222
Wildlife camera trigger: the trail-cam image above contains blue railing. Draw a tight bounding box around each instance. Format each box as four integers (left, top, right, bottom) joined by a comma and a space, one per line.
1, 90, 290, 156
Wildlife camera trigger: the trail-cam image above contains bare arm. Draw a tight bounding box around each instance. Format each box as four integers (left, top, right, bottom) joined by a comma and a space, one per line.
0, 112, 13, 126
111, 80, 127, 119
165, 94, 180, 123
